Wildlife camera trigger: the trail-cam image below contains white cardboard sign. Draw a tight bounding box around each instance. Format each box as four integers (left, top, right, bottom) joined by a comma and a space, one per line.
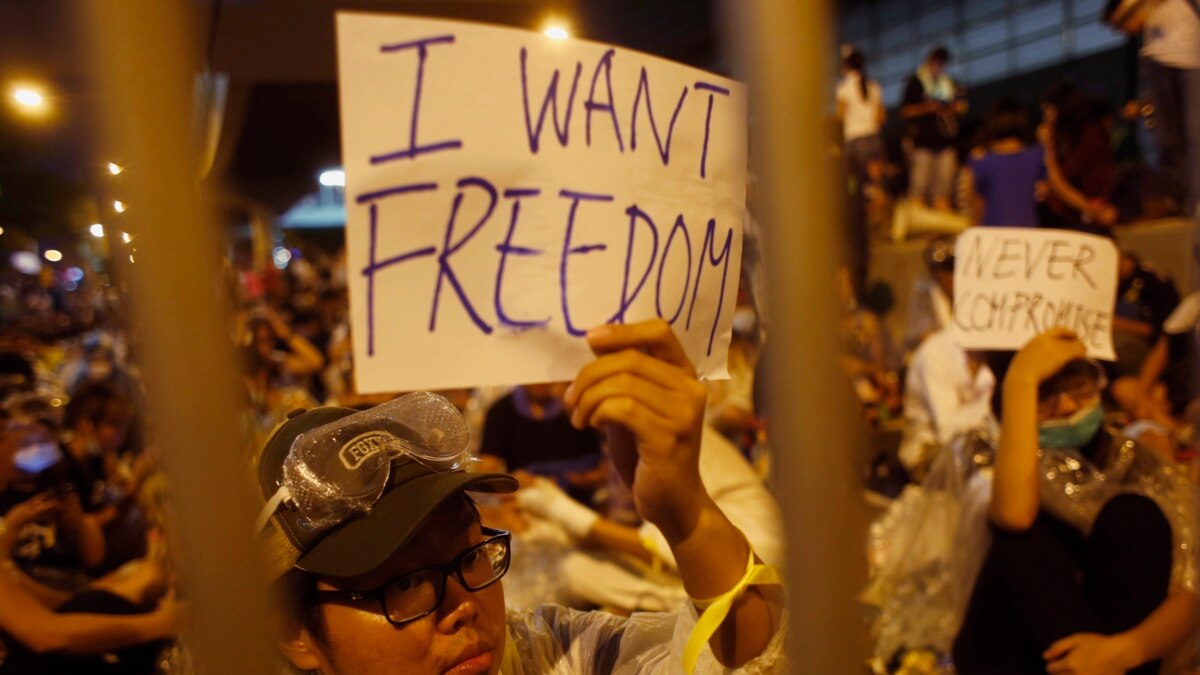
336, 13, 747, 392
952, 227, 1119, 359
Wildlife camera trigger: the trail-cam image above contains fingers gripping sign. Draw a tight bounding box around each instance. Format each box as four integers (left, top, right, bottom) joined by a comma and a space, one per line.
564, 319, 708, 534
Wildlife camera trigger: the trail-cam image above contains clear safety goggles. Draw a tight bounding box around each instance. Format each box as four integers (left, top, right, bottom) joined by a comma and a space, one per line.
255, 392, 472, 534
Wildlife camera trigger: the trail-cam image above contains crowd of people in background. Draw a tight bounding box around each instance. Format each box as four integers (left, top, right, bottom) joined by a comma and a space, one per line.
0, 278, 181, 674
841, 1, 1200, 673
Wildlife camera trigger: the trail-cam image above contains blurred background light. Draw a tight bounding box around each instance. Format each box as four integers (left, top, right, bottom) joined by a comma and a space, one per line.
318, 168, 344, 187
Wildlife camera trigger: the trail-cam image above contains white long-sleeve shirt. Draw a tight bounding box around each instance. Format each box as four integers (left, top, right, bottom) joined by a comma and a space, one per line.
898, 329, 997, 472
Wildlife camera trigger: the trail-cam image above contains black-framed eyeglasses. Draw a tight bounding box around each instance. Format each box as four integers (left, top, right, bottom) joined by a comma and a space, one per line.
1037, 377, 1103, 417
312, 527, 510, 626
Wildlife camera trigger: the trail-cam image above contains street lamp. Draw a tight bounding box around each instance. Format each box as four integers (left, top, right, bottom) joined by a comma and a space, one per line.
543, 24, 570, 40
107, 162, 123, 176
90, 223, 105, 238
8, 82, 50, 118
44, 249, 63, 262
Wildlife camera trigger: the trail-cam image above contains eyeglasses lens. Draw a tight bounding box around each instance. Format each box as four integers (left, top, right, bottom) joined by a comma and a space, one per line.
383, 538, 509, 623
460, 539, 508, 588
384, 570, 439, 623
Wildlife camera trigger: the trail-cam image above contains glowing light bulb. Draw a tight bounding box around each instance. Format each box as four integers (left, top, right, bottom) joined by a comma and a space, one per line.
13, 87, 44, 108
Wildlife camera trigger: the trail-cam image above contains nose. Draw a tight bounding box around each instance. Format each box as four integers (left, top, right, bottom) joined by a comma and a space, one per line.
1053, 392, 1081, 417
436, 576, 479, 634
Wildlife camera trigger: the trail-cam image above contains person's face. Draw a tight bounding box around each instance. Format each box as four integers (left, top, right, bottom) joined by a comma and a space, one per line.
928, 59, 945, 77
254, 324, 275, 355
1037, 374, 1102, 422
95, 411, 130, 454
285, 500, 507, 675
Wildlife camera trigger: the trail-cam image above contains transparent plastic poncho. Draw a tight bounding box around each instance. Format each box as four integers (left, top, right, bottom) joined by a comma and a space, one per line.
497, 602, 787, 674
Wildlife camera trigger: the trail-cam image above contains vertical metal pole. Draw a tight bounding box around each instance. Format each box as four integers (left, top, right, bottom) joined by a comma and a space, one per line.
729, 1, 872, 671
79, 2, 274, 673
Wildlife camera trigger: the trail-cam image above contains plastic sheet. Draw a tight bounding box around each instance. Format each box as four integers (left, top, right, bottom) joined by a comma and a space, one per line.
498, 602, 787, 674
864, 430, 995, 667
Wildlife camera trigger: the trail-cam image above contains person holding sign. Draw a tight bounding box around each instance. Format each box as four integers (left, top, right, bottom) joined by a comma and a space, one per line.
256, 320, 785, 675
952, 329, 1199, 674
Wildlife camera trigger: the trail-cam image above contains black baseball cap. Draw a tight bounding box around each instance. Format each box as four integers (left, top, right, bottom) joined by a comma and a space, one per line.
256, 398, 516, 580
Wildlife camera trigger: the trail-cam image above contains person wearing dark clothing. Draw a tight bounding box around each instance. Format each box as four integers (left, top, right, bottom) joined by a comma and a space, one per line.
954, 334, 1199, 674
1040, 84, 1119, 230
902, 47, 965, 211
954, 495, 1173, 674
479, 384, 603, 502
1113, 253, 1181, 378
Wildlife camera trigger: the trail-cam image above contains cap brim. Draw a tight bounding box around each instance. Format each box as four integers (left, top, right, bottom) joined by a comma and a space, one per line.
295, 470, 517, 578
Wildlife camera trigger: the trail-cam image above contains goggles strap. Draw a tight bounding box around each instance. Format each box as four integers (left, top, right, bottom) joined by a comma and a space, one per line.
682, 546, 782, 675
255, 486, 293, 533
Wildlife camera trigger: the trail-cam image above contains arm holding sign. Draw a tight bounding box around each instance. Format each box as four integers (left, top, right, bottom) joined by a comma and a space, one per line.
989, 329, 1086, 531
564, 320, 782, 668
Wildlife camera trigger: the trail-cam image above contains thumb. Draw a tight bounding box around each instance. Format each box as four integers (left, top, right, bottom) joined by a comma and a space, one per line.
1044, 634, 1081, 660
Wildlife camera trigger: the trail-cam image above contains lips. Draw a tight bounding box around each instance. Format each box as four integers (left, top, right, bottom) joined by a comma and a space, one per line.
443, 646, 494, 675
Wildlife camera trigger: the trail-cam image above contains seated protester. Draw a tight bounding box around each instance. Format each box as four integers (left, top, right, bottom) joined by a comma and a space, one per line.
952, 330, 1200, 674
479, 382, 604, 503
1111, 252, 1180, 380
897, 328, 997, 479
257, 321, 785, 674
2, 424, 106, 590
0, 425, 179, 675
66, 338, 142, 410
903, 237, 955, 359
1109, 290, 1200, 454
837, 267, 901, 425
514, 425, 785, 614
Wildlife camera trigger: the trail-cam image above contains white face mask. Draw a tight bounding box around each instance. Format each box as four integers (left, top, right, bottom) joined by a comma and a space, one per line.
13, 441, 62, 474
732, 307, 757, 338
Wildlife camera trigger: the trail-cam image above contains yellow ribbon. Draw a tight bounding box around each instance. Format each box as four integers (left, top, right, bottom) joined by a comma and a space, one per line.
682, 550, 782, 674
640, 535, 665, 576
